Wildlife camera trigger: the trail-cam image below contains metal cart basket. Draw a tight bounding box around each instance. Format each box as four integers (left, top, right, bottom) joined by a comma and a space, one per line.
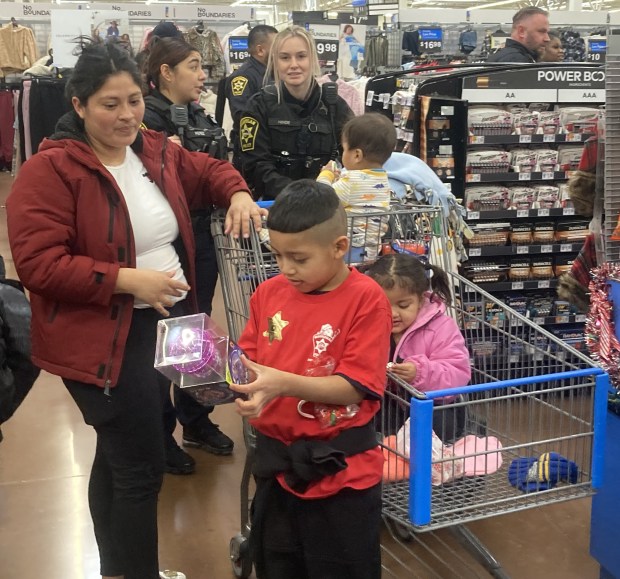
211, 204, 608, 579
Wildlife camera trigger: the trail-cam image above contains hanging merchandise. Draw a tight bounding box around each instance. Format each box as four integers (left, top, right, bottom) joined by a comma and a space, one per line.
490, 28, 509, 51
459, 29, 478, 55
402, 29, 420, 57
365, 32, 389, 71
0, 20, 38, 77
184, 23, 226, 82
560, 29, 586, 63
0, 86, 15, 171
220, 23, 250, 75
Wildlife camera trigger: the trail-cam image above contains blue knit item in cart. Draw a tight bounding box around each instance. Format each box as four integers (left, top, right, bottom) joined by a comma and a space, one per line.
384, 152, 456, 214
508, 452, 579, 492
383, 152, 472, 261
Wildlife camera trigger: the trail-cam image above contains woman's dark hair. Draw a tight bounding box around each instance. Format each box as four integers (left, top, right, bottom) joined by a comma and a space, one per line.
144, 37, 198, 90
367, 253, 452, 305
65, 38, 142, 104
343, 25, 354, 34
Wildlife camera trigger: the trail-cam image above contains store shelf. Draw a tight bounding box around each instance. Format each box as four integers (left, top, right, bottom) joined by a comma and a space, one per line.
464, 313, 586, 330
466, 279, 560, 292
467, 242, 583, 257
468, 133, 587, 146
466, 171, 572, 183
466, 208, 578, 220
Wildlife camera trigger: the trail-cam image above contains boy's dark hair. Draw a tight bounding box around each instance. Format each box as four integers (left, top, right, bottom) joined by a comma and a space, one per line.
366, 253, 452, 305
342, 113, 397, 165
66, 38, 142, 104
249, 25, 278, 52
267, 179, 346, 235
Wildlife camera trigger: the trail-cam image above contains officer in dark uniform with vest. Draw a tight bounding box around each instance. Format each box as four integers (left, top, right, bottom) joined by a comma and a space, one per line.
226, 25, 277, 167
239, 26, 353, 200
142, 36, 235, 473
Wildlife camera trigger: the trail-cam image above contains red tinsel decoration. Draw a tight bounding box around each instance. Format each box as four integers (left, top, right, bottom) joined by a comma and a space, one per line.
587, 263, 620, 389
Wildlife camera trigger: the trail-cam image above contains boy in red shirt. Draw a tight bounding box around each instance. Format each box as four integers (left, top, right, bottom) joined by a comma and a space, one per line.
232, 180, 392, 579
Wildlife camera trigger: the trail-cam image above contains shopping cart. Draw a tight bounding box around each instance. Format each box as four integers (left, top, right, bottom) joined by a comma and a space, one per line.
379, 275, 608, 578
211, 203, 608, 578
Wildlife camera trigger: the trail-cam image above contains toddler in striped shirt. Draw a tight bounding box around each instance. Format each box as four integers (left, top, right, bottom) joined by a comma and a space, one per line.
317, 113, 397, 262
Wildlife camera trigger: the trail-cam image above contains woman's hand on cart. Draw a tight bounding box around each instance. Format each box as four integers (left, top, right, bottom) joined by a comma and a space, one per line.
225, 192, 269, 239
387, 362, 417, 383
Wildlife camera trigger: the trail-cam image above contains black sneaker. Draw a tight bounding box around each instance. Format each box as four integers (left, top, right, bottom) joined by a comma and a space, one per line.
165, 439, 196, 475
183, 420, 234, 456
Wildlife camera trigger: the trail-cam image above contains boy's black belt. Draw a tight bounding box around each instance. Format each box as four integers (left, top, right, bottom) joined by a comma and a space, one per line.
254, 421, 378, 493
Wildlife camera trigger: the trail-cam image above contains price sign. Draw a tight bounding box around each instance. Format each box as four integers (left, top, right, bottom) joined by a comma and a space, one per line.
308, 24, 340, 65
315, 39, 339, 62
228, 37, 249, 64
587, 38, 607, 64
418, 27, 443, 54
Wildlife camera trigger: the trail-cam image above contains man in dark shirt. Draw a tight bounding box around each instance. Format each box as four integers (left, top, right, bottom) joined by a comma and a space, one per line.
487, 7, 550, 63
225, 25, 277, 167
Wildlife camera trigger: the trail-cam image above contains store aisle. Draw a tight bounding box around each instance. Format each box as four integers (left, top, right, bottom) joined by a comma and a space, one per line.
0, 172, 600, 578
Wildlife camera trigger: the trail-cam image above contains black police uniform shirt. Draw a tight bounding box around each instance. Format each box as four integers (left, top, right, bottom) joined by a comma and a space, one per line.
226, 56, 268, 125
142, 89, 224, 155
239, 82, 353, 200
486, 38, 539, 63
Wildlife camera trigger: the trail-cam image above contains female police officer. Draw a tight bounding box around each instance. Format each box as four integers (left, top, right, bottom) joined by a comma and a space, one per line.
142, 37, 234, 473
239, 26, 353, 200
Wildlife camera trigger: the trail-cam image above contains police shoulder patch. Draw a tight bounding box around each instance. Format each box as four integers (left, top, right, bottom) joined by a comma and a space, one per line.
240, 116, 259, 152
231, 76, 249, 97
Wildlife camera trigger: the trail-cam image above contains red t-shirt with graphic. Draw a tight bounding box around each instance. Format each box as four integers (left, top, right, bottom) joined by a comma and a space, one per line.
239, 267, 392, 499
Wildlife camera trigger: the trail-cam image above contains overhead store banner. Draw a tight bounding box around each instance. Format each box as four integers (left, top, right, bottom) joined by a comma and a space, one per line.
4, 3, 255, 22
51, 10, 93, 68
462, 67, 605, 104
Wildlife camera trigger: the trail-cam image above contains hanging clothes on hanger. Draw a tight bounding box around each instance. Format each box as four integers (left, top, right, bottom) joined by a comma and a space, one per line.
183, 25, 226, 82
220, 23, 251, 75
459, 27, 477, 55
0, 22, 38, 77
0, 85, 15, 171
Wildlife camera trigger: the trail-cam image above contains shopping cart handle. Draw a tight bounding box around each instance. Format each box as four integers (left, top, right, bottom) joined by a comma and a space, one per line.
257, 200, 275, 209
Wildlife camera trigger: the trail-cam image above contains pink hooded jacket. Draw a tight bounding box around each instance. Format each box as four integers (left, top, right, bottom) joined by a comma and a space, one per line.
393, 293, 471, 394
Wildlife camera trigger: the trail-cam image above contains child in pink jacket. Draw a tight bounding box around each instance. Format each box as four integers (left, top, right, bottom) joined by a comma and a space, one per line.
367, 253, 471, 442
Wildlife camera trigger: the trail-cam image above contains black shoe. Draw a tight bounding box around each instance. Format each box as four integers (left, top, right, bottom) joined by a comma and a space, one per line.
165, 439, 196, 475
183, 420, 234, 456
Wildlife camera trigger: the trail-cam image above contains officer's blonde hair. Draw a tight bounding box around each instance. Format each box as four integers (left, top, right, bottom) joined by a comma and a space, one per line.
265, 26, 321, 103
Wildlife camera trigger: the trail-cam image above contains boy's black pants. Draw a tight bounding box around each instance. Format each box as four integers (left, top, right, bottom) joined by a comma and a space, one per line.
255, 480, 382, 579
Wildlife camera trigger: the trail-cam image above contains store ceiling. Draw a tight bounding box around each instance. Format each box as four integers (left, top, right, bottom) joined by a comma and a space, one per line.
16, 0, 620, 15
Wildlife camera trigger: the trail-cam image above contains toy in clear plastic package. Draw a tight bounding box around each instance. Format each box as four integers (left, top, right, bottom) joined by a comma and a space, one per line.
154, 313, 247, 405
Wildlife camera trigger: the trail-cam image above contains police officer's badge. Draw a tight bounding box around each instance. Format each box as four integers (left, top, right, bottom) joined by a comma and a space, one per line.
240, 117, 259, 152
231, 76, 248, 96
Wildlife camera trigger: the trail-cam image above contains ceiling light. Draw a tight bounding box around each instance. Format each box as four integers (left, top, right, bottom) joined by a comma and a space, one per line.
468, 0, 520, 9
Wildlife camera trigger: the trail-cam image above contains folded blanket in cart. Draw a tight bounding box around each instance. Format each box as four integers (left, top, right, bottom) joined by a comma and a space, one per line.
382, 430, 503, 485
508, 452, 579, 492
